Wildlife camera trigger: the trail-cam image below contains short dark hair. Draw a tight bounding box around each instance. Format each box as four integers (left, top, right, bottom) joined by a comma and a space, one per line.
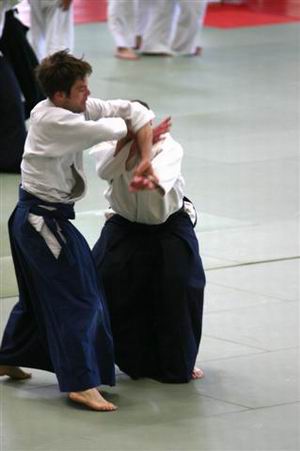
35, 50, 92, 99
131, 100, 150, 110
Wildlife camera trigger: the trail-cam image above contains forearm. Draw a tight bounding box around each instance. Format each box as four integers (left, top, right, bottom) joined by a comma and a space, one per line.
135, 123, 153, 164
129, 124, 158, 192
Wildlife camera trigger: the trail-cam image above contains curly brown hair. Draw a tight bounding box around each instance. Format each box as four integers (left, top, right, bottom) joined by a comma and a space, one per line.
35, 50, 92, 99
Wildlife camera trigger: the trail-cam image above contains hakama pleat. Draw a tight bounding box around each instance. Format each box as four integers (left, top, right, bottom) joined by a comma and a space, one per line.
0, 188, 115, 392
92, 209, 205, 383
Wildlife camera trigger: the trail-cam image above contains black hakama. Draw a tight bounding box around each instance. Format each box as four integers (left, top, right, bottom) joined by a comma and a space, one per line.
0, 188, 115, 392
0, 57, 26, 173
92, 209, 206, 383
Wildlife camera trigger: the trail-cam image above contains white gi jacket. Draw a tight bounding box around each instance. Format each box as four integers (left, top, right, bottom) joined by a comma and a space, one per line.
21, 97, 153, 257
21, 98, 153, 203
91, 133, 186, 225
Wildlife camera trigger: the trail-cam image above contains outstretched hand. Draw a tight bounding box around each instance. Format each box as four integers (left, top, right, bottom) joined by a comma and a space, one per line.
153, 116, 171, 144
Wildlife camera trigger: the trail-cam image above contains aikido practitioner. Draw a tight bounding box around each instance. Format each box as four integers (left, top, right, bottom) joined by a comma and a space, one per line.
28, 0, 74, 61
91, 101, 206, 383
0, 51, 155, 411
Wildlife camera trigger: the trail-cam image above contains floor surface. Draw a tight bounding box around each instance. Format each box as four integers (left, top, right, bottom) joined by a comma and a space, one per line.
0, 16, 299, 451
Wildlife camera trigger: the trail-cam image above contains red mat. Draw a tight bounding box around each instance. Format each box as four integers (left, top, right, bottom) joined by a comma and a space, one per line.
204, 3, 300, 28
74, 0, 107, 24
74, 0, 300, 28
18, 0, 300, 28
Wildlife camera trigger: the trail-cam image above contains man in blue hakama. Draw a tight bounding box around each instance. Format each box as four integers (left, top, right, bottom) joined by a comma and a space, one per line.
0, 51, 155, 411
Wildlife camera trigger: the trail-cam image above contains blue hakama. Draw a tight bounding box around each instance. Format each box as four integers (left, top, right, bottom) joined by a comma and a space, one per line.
92, 208, 205, 383
0, 188, 115, 392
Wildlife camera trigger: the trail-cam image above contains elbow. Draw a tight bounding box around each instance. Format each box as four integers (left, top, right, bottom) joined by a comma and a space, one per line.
132, 121, 153, 136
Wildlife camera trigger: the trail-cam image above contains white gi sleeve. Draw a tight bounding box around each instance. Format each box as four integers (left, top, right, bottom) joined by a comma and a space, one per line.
85, 98, 155, 133
26, 108, 128, 158
152, 134, 183, 195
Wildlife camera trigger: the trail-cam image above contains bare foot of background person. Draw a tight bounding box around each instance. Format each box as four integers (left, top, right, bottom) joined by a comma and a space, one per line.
69, 388, 117, 411
192, 367, 204, 379
194, 46, 202, 56
0, 366, 32, 380
115, 48, 139, 60
192, 46, 202, 56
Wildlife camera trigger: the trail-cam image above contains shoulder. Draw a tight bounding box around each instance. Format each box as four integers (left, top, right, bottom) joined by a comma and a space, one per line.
30, 99, 82, 125
161, 133, 183, 156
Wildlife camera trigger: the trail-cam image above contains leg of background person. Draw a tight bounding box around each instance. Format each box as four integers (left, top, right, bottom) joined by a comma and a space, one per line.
108, 0, 138, 60
44, 0, 74, 56
140, 0, 176, 55
28, 0, 46, 61
172, 0, 208, 55
134, 0, 151, 50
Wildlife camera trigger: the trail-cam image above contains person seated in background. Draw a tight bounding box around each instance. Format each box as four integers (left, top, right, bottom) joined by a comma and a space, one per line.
92, 101, 206, 384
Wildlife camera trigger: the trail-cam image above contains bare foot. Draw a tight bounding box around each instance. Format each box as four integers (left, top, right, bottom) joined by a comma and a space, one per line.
69, 388, 117, 412
192, 367, 204, 380
193, 46, 202, 57
0, 366, 32, 380
115, 48, 139, 61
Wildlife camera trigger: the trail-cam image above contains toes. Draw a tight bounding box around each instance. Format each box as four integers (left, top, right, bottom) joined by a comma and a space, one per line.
106, 403, 117, 411
69, 393, 117, 412
0, 367, 32, 380
192, 368, 205, 379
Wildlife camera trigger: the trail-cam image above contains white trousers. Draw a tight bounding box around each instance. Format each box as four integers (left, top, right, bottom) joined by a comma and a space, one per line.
29, 0, 74, 61
139, 0, 175, 54
172, 0, 208, 54
139, 0, 208, 55
108, 0, 137, 48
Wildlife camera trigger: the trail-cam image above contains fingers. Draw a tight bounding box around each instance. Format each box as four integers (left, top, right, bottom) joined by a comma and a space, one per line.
159, 116, 172, 130
129, 159, 159, 192
135, 165, 159, 186
162, 116, 172, 127
129, 175, 157, 192
153, 116, 172, 144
